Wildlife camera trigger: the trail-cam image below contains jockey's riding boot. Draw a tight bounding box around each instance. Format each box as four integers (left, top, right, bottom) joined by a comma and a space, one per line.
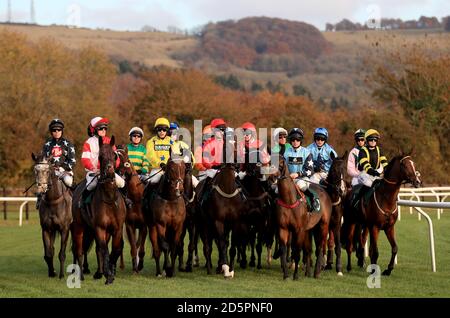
306, 189, 320, 212
119, 188, 133, 209
36, 194, 42, 210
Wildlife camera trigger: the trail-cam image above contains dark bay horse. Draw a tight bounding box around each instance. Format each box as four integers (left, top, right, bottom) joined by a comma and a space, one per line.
344, 152, 421, 275
116, 146, 147, 273
178, 161, 200, 273
71, 136, 126, 284
199, 162, 247, 278
322, 151, 348, 276
32, 153, 72, 278
145, 157, 186, 277
273, 155, 332, 280
240, 161, 274, 269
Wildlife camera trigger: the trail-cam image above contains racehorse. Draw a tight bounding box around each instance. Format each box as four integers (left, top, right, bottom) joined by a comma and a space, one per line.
116, 146, 147, 273
178, 160, 200, 272
71, 136, 126, 284
322, 151, 348, 276
145, 155, 186, 277
32, 152, 72, 278
272, 155, 332, 279
240, 160, 274, 269
344, 152, 421, 275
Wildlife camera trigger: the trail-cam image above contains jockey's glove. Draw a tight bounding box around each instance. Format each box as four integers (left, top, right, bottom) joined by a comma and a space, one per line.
367, 168, 381, 177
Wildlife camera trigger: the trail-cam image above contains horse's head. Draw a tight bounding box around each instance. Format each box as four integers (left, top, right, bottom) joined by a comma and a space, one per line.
327, 150, 348, 196
115, 145, 134, 180
32, 152, 52, 195
164, 158, 186, 197
98, 136, 117, 183
384, 151, 422, 188
268, 154, 289, 183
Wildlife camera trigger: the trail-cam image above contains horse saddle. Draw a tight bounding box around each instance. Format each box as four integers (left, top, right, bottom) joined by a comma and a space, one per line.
351, 180, 382, 208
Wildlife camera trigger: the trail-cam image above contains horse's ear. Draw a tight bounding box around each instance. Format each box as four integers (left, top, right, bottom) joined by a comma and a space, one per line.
397, 145, 403, 156
31, 152, 37, 162
110, 135, 115, 147
408, 146, 415, 156
330, 151, 336, 161
342, 150, 349, 160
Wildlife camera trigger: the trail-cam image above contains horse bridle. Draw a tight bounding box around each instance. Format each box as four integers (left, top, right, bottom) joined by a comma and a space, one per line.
383, 156, 421, 185
34, 161, 53, 193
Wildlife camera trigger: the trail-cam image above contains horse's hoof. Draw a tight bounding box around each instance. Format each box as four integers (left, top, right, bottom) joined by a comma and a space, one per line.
48, 271, 56, 278
83, 268, 91, 274
346, 266, 352, 272
59, 273, 64, 279
240, 260, 247, 269
249, 260, 255, 267
224, 270, 234, 279
216, 266, 223, 274
324, 264, 333, 270
178, 266, 186, 272
93, 271, 103, 280
337, 272, 344, 277
257, 264, 262, 270
137, 263, 144, 271
105, 277, 114, 285
382, 269, 392, 276
185, 265, 193, 273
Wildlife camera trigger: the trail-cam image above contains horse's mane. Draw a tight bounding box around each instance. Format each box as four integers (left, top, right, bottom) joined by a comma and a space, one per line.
383, 155, 403, 177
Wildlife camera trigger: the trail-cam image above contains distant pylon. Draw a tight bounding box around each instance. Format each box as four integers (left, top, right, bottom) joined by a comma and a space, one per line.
7, 0, 11, 23
30, 0, 36, 24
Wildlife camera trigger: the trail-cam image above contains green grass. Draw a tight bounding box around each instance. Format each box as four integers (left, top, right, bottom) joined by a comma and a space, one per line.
0, 210, 449, 298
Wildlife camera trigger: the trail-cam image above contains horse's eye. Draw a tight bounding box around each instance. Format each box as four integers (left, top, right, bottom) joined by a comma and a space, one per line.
124, 162, 131, 168
415, 171, 421, 177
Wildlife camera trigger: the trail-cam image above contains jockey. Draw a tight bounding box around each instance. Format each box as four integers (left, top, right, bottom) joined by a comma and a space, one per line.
37, 119, 76, 209
307, 127, 338, 185
126, 127, 149, 177
194, 124, 213, 180
357, 129, 388, 187
271, 127, 292, 156
284, 128, 320, 212
237, 122, 270, 179
145, 117, 174, 184
347, 128, 366, 186
80, 117, 125, 206
200, 118, 228, 181
169, 121, 199, 187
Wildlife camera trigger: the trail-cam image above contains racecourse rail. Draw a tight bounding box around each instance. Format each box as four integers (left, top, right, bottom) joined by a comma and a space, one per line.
1, 186, 449, 273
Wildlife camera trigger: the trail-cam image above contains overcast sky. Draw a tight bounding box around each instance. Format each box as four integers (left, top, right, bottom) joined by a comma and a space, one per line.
4, 0, 449, 31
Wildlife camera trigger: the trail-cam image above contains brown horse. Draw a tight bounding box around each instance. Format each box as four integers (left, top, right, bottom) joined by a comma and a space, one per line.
199, 162, 247, 278
116, 146, 147, 273
32, 153, 72, 278
322, 151, 348, 276
272, 155, 331, 280
144, 157, 186, 277
71, 136, 126, 284
240, 160, 274, 269
177, 161, 200, 272
344, 152, 421, 275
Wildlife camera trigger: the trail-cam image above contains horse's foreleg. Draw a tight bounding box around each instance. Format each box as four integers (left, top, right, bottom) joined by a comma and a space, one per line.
149, 225, 162, 277
186, 221, 195, 272
279, 228, 289, 280
313, 223, 327, 279
137, 225, 147, 272
58, 227, 70, 279
177, 224, 187, 272
256, 230, 263, 270
125, 223, 138, 273
215, 221, 227, 274
107, 229, 123, 284
249, 228, 256, 268
357, 225, 368, 267
94, 228, 109, 283
71, 225, 85, 280
382, 226, 397, 276
346, 223, 355, 272
368, 226, 380, 267
42, 229, 56, 277
170, 224, 184, 278
334, 222, 343, 276
325, 228, 335, 270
